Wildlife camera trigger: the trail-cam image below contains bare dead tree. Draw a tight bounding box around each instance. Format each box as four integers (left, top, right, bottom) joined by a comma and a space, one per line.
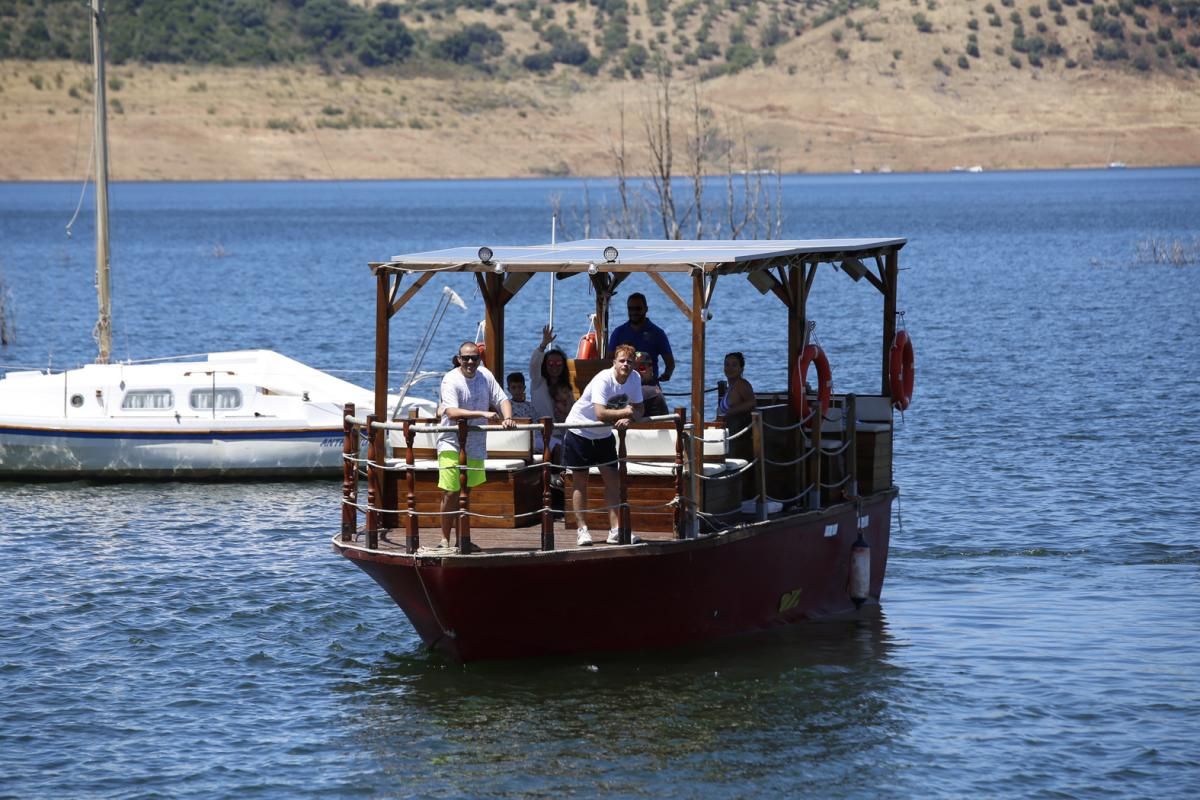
556, 67, 783, 243
643, 66, 680, 240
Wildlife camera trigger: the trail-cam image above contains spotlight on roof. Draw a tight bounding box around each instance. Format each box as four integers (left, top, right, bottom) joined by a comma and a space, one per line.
840, 258, 868, 282
587, 262, 599, 276
603, 246, 619, 263
746, 269, 778, 295
478, 246, 494, 264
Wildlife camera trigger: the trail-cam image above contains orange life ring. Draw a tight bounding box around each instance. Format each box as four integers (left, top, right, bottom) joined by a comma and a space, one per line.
790, 344, 832, 421
577, 331, 598, 360
889, 330, 914, 410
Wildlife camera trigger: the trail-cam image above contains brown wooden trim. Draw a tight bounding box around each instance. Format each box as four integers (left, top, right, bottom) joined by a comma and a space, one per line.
648, 272, 693, 321
389, 270, 434, 317
882, 249, 899, 396
689, 269, 706, 474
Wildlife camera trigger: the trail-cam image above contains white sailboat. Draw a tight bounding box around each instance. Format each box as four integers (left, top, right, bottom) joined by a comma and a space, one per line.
0, 1, 434, 480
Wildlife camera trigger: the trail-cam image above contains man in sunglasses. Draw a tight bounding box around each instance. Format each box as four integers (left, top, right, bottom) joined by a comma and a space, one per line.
608, 292, 674, 384
437, 342, 515, 551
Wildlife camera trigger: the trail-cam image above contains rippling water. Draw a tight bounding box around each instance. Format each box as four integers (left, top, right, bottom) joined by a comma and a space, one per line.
2, 170, 1199, 798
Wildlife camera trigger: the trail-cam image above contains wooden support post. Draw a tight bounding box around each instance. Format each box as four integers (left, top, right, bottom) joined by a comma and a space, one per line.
341, 403, 357, 541
540, 417, 555, 551
456, 419, 472, 552
404, 419, 419, 553
482, 272, 506, 378
673, 408, 686, 540
375, 269, 398, 529
689, 269, 706, 538
787, 264, 802, 423
845, 394, 859, 501
751, 410, 767, 522
883, 250, 899, 397
808, 405, 823, 511
365, 414, 380, 549
617, 425, 631, 544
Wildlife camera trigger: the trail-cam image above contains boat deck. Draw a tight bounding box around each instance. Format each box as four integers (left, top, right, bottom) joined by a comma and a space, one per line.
347, 513, 764, 555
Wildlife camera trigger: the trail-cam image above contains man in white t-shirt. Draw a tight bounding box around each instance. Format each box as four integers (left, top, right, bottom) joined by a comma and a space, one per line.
437, 342, 514, 551
562, 343, 644, 546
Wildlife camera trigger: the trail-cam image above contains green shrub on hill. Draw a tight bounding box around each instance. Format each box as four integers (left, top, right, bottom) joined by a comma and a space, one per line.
2, 0, 1197, 78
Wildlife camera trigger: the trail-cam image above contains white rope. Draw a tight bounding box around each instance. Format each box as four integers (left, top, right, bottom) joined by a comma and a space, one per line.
724, 424, 753, 442
819, 474, 852, 489
763, 449, 814, 467
691, 459, 756, 481
820, 440, 852, 456
765, 487, 812, 505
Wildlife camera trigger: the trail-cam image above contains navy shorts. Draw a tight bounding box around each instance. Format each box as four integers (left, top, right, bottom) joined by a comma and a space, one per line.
562, 431, 617, 470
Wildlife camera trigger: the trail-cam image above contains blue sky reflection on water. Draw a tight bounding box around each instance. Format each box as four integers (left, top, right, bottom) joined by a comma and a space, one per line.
1, 168, 1199, 798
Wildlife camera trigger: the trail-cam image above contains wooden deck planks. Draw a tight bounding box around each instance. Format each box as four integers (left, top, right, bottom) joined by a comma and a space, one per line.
369, 520, 678, 554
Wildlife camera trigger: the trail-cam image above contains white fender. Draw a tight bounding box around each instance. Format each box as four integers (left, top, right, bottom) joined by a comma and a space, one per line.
850, 533, 871, 608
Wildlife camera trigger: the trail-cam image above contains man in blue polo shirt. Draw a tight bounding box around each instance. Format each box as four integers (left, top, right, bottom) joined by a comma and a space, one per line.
607, 292, 674, 383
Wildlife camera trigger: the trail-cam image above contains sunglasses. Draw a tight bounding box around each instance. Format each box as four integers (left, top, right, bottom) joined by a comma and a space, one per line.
459, 354, 480, 363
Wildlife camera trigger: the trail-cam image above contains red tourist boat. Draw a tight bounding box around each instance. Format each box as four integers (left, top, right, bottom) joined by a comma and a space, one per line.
333, 238, 912, 661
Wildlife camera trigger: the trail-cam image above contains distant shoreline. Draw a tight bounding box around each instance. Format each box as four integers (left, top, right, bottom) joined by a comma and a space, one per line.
3, 60, 1197, 182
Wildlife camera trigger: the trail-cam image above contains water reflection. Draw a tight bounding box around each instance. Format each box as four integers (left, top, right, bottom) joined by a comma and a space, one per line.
340, 613, 909, 796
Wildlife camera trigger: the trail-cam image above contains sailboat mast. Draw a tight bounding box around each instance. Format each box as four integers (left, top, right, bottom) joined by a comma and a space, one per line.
91, 0, 112, 364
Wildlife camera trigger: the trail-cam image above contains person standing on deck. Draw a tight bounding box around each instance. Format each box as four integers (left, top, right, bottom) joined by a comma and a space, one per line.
607, 292, 674, 384
437, 342, 514, 551
529, 324, 573, 421
562, 343, 644, 547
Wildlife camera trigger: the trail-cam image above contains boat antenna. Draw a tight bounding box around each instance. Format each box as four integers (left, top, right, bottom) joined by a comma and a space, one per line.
391, 285, 466, 419
90, 0, 112, 365
549, 214, 557, 329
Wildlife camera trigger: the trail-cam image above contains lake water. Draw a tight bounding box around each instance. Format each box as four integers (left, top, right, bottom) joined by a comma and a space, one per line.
1, 170, 1198, 798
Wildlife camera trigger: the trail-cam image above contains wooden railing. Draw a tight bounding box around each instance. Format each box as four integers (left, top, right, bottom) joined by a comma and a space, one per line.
340, 392, 884, 552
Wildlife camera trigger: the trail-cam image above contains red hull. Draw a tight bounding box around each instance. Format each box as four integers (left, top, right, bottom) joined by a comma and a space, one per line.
334, 492, 894, 661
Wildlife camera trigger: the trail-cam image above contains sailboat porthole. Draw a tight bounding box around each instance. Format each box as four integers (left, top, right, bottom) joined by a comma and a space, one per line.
70, 394, 84, 408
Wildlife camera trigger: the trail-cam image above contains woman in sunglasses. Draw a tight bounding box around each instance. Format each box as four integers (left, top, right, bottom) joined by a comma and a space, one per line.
529, 324, 574, 422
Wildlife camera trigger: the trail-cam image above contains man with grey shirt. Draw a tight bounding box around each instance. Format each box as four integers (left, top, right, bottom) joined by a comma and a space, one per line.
437, 342, 514, 551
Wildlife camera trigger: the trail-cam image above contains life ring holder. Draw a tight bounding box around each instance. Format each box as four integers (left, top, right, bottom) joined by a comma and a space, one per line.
889, 329, 915, 411
577, 313, 598, 359
790, 344, 832, 422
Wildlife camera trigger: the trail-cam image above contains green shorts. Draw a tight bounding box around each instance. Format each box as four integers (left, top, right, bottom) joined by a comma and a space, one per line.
437, 451, 486, 492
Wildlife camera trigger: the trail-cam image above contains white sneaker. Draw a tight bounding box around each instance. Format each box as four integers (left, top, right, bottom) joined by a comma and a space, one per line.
631, 533, 643, 544
576, 528, 593, 547
607, 528, 621, 544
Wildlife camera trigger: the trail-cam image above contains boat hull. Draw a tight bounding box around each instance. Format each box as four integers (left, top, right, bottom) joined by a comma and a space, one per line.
334, 493, 894, 661
0, 424, 345, 479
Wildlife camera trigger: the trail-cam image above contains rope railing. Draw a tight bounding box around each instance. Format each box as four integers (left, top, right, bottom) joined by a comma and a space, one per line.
820, 439, 852, 457
763, 448, 816, 468
340, 392, 878, 552
819, 474, 852, 490
765, 486, 815, 506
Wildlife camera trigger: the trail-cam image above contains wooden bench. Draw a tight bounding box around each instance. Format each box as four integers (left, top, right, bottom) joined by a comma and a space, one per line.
571, 422, 747, 533
819, 394, 894, 502
384, 422, 542, 529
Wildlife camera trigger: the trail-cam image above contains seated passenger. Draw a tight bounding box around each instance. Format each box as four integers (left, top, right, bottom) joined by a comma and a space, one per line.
719, 351, 756, 464
635, 350, 670, 418
506, 371, 538, 420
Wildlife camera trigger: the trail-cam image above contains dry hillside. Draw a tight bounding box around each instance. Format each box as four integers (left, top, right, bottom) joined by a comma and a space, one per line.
1, 0, 1197, 180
